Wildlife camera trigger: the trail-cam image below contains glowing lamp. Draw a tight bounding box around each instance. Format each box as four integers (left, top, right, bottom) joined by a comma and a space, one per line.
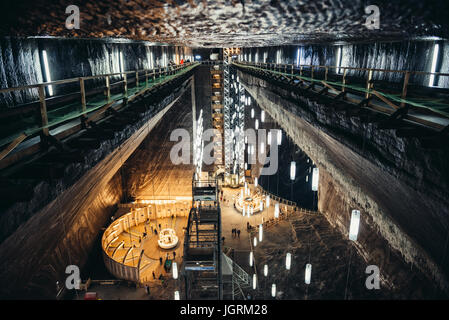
277, 129, 282, 145
255, 119, 259, 130
253, 236, 258, 247
349, 210, 361, 241
259, 224, 263, 242
266, 195, 270, 207
290, 161, 296, 180
251, 108, 255, 118
172, 262, 178, 279
271, 284, 276, 297
312, 168, 319, 191
261, 110, 265, 122
286, 253, 291, 270
255, 177, 258, 187
305, 263, 312, 284
174, 291, 180, 300
264, 264, 268, 277
249, 251, 253, 267
252, 274, 257, 290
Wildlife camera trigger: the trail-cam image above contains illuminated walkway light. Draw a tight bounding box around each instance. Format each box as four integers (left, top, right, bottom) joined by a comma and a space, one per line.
274, 203, 279, 218
174, 291, 180, 300
271, 284, 276, 297
264, 264, 268, 277
172, 262, 178, 279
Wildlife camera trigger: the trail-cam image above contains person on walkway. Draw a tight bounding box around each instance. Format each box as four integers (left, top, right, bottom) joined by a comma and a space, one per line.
154, 229, 158, 235
145, 285, 150, 295
159, 257, 163, 265
222, 236, 225, 244
152, 271, 156, 279
158, 223, 161, 229
237, 229, 240, 238
173, 251, 176, 260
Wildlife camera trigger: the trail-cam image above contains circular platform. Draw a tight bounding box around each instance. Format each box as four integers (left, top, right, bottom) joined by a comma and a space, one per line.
157, 228, 179, 249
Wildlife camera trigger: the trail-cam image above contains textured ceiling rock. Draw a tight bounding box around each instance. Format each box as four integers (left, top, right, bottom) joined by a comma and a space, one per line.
0, 0, 448, 47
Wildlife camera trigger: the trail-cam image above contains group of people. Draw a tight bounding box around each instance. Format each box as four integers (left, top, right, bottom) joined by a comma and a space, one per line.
231, 228, 241, 238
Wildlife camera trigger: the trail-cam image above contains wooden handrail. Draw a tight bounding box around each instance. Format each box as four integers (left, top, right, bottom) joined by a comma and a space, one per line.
236, 60, 449, 77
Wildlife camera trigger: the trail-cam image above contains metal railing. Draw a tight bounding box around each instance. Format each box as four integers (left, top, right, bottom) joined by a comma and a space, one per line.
234, 61, 449, 130
0, 62, 198, 162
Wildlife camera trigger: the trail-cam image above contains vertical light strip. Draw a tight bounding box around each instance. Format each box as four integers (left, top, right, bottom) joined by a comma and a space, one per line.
429, 43, 440, 87
120, 51, 125, 73
42, 50, 53, 96
336, 46, 342, 75
296, 48, 300, 67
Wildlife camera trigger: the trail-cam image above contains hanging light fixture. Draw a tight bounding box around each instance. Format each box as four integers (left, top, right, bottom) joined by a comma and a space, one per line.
312, 167, 319, 191
249, 251, 254, 267
305, 263, 312, 284
286, 253, 291, 270
255, 119, 259, 130
274, 203, 279, 218
254, 177, 258, 187
253, 274, 257, 290
259, 200, 263, 212
290, 161, 296, 180
259, 224, 263, 242
174, 290, 180, 300
349, 210, 361, 241
253, 236, 258, 247
264, 264, 268, 277
271, 284, 276, 297
277, 129, 282, 145
261, 110, 265, 122
260, 142, 265, 153
251, 108, 255, 118
172, 262, 178, 279
242, 206, 246, 217
266, 195, 270, 207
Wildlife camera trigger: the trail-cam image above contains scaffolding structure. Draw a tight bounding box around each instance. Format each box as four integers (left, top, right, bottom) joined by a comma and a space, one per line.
183, 177, 226, 299
223, 48, 244, 187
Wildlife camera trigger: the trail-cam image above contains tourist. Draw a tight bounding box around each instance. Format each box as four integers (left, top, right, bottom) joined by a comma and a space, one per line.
159, 257, 163, 265
152, 271, 156, 279
222, 236, 225, 244
173, 251, 176, 259
237, 230, 240, 238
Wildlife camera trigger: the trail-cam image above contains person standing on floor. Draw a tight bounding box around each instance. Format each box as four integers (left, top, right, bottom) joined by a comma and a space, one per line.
237, 229, 240, 238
